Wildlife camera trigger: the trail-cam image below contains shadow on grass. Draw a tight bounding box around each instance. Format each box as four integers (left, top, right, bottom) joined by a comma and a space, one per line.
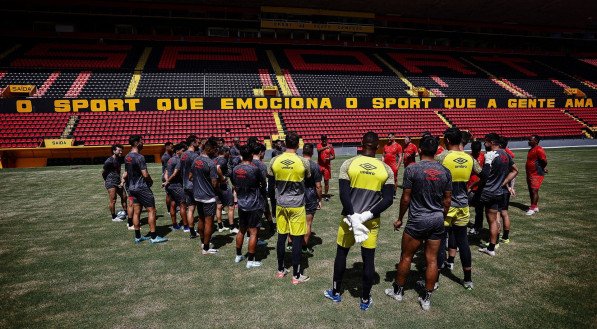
342, 262, 381, 298
509, 201, 529, 211
138, 216, 173, 238
155, 225, 173, 238
280, 247, 311, 273
383, 249, 438, 295
307, 232, 323, 250
468, 229, 491, 246
210, 234, 234, 249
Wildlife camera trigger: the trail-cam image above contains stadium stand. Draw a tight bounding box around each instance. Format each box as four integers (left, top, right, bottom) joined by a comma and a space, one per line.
134, 46, 266, 97
279, 109, 447, 144
382, 52, 518, 98
1, 43, 595, 99
0, 113, 70, 148
440, 108, 586, 138
566, 108, 597, 128
72, 110, 278, 146
275, 48, 411, 97
0, 42, 595, 151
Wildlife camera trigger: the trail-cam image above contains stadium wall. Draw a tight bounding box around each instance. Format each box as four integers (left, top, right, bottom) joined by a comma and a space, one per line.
1, 97, 594, 113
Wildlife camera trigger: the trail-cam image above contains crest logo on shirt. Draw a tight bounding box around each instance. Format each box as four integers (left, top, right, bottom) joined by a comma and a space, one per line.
453, 157, 468, 165
424, 169, 442, 181
359, 163, 377, 171
194, 159, 204, 169
235, 168, 247, 179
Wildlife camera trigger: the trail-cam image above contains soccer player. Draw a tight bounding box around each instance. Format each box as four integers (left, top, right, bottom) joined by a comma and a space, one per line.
526, 135, 547, 215
403, 136, 418, 167
498, 136, 515, 243
269, 139, 286, 216
422, 132, 444, 157
383, 133, 403, 197
436, 128, 481, 290
467, 140, 485, 236
102, 144, 127, 221
191, 138, 220, 255
302, 143, 322, 255
385, 136, 451, 311
215, 146, 237, 233
197, 137, 207, 154
324, 132, 394, 311
120, 135, 168, 244
252, 142, 275, 233
162, 143, 187, 230
216, 137, 225, 149
271, 139, 286, 157
232, 145, 267, 268
317, 135, 335, 201
268, 131, 311, 284
181, 135, 200, 235
161, 142, 174, 219
477, 133, 518, 256
230, 137, 241, 158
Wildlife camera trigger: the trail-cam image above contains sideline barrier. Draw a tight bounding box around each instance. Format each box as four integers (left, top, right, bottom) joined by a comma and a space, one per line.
0, 144, 166, 169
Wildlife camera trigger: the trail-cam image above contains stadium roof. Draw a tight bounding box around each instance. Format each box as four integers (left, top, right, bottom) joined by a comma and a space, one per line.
119, 0, 596, 30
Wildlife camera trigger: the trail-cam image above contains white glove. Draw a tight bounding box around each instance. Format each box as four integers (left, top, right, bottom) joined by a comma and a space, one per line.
343, 216, 353, 230
353, 222, 370, 236
350, 214, 370, 243
354, 231, 369, 243
353, 223, 370, 243
350, 215, 363, 231
359, 211, 374, 223
343, 215, 370, 242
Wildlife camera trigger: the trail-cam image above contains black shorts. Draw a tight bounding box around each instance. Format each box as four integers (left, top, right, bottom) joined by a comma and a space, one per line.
305, 201, 318, 215
481, 194, 504, 211
104, 178, 120, 190
166, 184, 185, 206
500, 192, 511, 211
216, 188, 234, 206
129, 188, 156, 208
184, 189, 196, 206
468, 190, 481, 207
196, 201, 216, 217
404, 215, 445, 241
239, 209, 263, 229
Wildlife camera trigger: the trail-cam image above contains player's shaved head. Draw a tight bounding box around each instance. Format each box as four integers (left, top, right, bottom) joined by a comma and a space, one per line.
362, 131, 379, 154
444, 127, 462, 146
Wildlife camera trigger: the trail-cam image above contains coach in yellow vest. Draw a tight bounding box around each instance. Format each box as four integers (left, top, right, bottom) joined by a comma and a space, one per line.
324, 131, 395, 311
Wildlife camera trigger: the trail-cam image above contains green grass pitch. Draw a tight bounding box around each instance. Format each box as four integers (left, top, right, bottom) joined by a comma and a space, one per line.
0, 147, 596, 328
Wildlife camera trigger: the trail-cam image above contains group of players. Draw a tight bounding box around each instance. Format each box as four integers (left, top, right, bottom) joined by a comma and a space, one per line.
101, 128, 547, 311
